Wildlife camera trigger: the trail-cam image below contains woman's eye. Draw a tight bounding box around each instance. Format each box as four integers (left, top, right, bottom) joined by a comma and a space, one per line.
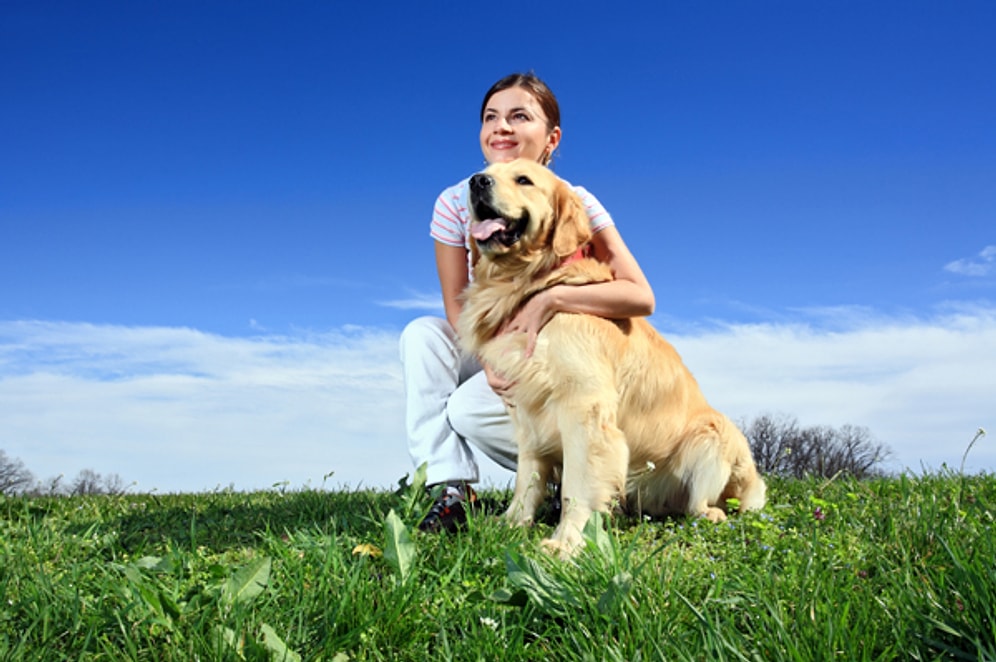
515, 176, 533, 185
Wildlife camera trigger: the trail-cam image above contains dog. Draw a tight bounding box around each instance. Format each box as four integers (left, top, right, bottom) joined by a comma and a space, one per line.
457, 159, 767, 558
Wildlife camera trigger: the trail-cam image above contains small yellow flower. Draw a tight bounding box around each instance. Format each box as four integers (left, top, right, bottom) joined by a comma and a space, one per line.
351, 543, 382, 558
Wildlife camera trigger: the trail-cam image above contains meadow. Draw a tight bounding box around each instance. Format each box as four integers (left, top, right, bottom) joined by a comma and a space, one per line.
1, 468, 993, 661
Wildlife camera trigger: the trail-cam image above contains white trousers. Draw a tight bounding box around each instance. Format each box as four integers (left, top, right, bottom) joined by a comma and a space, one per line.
399, 316, 516, 485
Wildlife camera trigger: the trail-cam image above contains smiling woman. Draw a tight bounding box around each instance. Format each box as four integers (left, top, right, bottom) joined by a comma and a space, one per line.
479, 74, 561, 166
398, 72, 656, 534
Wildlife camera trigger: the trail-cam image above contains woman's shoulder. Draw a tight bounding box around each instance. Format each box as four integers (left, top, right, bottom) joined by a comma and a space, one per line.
556, 176, 614, 229
437, 177, 471, 202
555, 174, 595, 199
432, 177, 473, 244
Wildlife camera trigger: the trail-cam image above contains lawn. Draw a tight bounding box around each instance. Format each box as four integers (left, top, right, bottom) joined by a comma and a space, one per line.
1, 469, 993, 660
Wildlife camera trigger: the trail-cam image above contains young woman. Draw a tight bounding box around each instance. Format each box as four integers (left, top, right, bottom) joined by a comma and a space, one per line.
400, 73, 655, 532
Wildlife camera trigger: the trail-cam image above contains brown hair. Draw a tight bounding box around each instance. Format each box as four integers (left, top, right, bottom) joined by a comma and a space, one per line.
479, 72, 561, 131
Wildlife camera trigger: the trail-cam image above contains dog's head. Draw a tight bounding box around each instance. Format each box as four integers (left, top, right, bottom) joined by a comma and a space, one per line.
468, 159, 591, 265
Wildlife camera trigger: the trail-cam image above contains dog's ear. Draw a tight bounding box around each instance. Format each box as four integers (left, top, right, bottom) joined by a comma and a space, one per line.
469, 231, 481, 271
552, 179, 593, 257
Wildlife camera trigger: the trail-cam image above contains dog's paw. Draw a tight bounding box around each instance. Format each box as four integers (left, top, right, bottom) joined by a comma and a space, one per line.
540, 536, 582, 560
541, 521, 587, 560
503, 507, 535, 528
699, 507, 728, 523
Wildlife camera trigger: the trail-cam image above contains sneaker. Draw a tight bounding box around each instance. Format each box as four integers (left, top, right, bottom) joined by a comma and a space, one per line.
538, 481, 562, 526
418, 484, 478, 533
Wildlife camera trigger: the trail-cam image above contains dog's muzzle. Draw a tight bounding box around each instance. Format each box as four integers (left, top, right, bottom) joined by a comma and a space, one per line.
468, 174, 527, 249
469, 173, 493, 195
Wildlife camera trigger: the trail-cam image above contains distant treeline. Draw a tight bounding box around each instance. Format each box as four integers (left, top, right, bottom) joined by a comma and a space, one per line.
741, 413, 891, 479
1, 450, 128, 496
2, 413, 894, 497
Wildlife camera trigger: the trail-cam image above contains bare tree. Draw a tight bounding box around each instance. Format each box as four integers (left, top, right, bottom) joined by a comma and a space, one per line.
69, 469, 104, 495
741, 414, 891, 479
100, 472, 128, 495
68, 469, 129, 496
744, 413, 799, 475
30, 475, 66, 497
833, 424, 890, 477
0, 450, 35, 495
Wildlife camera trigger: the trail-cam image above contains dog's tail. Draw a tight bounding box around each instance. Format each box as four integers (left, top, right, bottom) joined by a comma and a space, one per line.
724, 422, 768, 513
735, 465, 767, 513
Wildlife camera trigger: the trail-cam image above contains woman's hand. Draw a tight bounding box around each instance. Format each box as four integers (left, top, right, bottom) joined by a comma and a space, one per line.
499, 287, 559, 358
486, 290, 558, 405
483, 361, 517, 407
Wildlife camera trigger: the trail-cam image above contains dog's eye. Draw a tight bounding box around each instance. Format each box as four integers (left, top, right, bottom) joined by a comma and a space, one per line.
515, 176, 533, 186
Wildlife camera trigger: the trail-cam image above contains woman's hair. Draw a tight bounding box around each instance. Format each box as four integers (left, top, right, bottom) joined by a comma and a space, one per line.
480, 72, 561, 131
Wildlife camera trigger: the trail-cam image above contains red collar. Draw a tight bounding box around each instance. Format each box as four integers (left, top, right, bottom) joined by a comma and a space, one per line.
560, 244, 590, 268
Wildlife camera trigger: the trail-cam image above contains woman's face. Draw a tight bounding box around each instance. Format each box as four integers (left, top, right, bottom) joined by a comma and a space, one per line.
480, 87, 561, 165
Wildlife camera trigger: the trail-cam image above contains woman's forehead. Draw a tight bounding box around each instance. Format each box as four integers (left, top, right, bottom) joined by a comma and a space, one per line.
485, 87, 543, 112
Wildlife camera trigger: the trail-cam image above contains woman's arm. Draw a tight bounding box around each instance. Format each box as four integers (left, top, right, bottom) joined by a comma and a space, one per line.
554, 225, 655, 317
435, 241, 516, 400
435, 242, 469, 331
502, 225, 656, 355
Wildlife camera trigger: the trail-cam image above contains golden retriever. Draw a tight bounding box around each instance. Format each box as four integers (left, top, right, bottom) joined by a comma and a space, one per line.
458, 159, 767, 558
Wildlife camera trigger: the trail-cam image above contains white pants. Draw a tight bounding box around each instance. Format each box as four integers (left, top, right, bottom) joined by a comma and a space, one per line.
399, 316, 516, 485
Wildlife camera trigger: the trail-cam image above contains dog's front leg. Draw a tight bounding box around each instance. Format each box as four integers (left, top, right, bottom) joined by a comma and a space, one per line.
543, 404, 628, 559
504, 412, 551, 526
504, 447, 550, 527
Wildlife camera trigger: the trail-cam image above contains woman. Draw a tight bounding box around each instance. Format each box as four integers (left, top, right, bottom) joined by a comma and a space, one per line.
400, 73, 655, 532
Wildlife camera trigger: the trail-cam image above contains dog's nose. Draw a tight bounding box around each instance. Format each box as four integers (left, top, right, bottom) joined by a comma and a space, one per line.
469, 173, 493, 193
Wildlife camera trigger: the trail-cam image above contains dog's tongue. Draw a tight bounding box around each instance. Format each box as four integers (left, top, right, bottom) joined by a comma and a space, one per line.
470, 219, 507, 241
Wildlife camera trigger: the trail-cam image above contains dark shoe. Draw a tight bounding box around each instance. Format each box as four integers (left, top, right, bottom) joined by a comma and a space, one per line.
418, 484, 478, 533
538, 481, 562, 526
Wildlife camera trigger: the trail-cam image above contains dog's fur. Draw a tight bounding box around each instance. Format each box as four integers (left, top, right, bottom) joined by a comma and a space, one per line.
457, 159, 767, 558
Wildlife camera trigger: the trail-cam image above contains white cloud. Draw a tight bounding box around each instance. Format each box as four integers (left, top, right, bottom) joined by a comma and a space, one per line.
0, 321, 412, 492
1, 307, 994, 493
669, 306, 996, 474
944, 245, 996, 277
377, 291, 444, 312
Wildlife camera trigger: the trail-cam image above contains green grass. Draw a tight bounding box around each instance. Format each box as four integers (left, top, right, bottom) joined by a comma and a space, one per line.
2, 471, 994, 661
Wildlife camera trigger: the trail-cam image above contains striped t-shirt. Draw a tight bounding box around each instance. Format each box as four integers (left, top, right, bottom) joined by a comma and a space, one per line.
430, 176, 614, 273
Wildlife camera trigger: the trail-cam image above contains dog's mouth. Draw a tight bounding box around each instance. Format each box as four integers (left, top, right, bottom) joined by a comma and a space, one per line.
470, 199, 528, 250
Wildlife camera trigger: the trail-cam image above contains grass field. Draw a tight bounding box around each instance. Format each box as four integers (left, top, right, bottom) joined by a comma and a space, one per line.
2, 469, 994, 661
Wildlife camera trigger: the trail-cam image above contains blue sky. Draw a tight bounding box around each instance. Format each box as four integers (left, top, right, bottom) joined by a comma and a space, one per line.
2, 1, 994, 492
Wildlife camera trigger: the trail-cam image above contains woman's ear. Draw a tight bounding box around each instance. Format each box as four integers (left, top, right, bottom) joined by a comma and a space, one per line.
543, 127, 562, 165
547, 126, 562, 152
551, 179, 592, 257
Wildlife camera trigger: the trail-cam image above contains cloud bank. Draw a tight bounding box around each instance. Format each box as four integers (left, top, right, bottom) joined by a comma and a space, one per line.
0, 322, 410, 492
2, 307, 994, 493
945, 245, 996, 277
